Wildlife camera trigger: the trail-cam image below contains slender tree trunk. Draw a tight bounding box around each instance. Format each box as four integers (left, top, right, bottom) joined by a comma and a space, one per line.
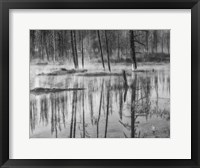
54, 95, 58, 138
82, 91, 85, 138
70, 31, 76, 68
70, 90, 75, 138
45, 44, 49, 62
161, 32, 164, 54
62, 31, 65, 59
73, 98, 77, 138
41, 32, 44, 61
146, 31, 149, 53
43, 31, 49, 62
119, 89, 123, 120
104, 79, 110, 138
131, 74, 137, 138
50, 95, 54, 136
161, 32, 164, 61
154, 30, 158, 53
81, 31, 84, 69
73, 86, 78, 138
65, 31, 68, 61
117, 31, 120, 60
73, 30, 79, 68
97, 80, 104, 138
104, 89, 109, 138
105, 31, 111, 72
97, 30, 105, 70
89, 92, 94, 125
167, 33, 170, 54
52, 30, 56, 63
129, 30, 137, 70
155, 76, 159, 114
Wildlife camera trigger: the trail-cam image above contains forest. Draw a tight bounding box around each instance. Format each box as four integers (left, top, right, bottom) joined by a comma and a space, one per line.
30, 30, 170, 138
30, 30, 170, 71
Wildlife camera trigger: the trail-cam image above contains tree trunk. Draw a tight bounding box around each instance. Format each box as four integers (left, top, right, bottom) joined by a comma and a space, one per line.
129, 30, 137, 70
73, 31, 79, 68
82, 91, 85, 138
70, 30, 77, 68
70, 90, 75, 138
146, 31, 149, 53
105, 31, 111, 72
161, 32, 164, 54
104, 81, 110, 138
131, 74, 137, 138
44, 31, 49, 62
52, 30, 56, 63
41, 32, 44, 61
153, 30, 158, 53
161, 32, 164, 61
117, 31, 120, 60
167, 32, 170, 54
45, 45, 49, 62
97, 80, 104, 138
97, 30, 105, 70
61, 31, 65, 60
81, 31, 84, 68
122, 70, 128, 87
73, 94, 77, 138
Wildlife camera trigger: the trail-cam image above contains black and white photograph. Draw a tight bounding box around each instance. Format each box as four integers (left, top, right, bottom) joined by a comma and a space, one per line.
30, 30, 170, 138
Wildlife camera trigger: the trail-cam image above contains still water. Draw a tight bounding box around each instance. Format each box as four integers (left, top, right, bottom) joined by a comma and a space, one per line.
30, 66, 170, 138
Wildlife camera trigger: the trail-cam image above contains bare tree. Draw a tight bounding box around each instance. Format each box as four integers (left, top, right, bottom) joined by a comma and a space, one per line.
70, 30, 77, 68
105, 31, 111, 72
129, 30, 137, 70
52, 30, 56, 63
73, 30, 79, 68
97, 30, 105, 70
81, 31, 84, 68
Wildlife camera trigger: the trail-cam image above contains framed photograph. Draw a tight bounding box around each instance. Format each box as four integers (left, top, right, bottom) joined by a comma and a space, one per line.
0, 0, 199, 167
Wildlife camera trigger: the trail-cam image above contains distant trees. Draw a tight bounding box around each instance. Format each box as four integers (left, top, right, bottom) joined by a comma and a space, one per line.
30, 30, 170, 70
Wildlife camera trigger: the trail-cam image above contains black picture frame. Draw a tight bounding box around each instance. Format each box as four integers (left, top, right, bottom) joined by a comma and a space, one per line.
0, 0, 200, 167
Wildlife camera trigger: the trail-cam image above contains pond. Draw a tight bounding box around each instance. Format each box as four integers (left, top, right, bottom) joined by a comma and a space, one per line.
30, 64, 170, 138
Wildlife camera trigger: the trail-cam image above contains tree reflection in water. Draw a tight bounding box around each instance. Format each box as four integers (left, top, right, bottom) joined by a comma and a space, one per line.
30, 71, 170, 138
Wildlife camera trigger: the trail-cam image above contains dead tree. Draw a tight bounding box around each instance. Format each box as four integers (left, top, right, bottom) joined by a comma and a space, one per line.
145, 31, 149, 53
70, 30, 77, 68
81, 31, 84, 68
97, 30, 105, 70
73, 30, 79, 68
52, 30, 56, 63
117, 31, 120, 60
105, 31, 111, 72
131, 74, 137, 138
129, 30, 137, 70
122, 70, 128, 87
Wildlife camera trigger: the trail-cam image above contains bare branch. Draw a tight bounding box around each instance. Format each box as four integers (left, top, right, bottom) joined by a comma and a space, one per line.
135, 40, 146, 46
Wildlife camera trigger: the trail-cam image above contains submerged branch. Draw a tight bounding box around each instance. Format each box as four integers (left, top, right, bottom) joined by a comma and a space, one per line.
30, 87, 85, 95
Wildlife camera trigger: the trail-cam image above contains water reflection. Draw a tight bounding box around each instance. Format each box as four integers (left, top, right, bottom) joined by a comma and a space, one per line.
30, 70, 170, 138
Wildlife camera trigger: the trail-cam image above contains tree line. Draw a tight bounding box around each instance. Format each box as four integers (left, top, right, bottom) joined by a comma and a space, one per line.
30, 30, 170, 70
